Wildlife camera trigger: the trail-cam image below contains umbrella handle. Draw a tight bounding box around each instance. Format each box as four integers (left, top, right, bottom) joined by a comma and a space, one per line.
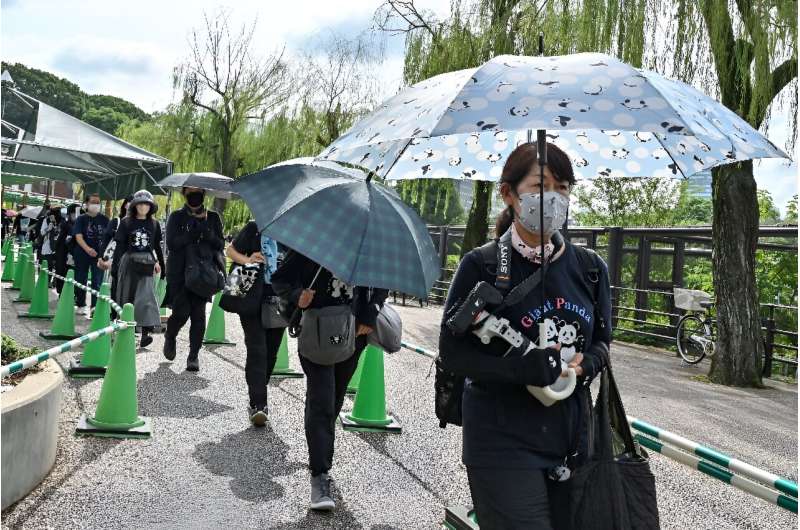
286, 265, 324, 338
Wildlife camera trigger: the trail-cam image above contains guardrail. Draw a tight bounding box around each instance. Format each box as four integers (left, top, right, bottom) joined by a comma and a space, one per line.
1, 244, 132, 378
1, 322, 129, 379
629, 417, 797, 513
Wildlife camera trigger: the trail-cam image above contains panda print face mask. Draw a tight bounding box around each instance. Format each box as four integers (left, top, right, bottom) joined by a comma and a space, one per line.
516, 191, 570, 237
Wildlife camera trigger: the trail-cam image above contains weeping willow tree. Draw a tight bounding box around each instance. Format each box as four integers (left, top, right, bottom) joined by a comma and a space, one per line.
398, 178, 466, 226
649, 0, 797, 387
377, 0, 649, 253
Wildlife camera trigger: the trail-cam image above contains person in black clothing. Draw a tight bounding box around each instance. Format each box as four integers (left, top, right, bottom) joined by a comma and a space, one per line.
271, 251, 387, 512
98, 195, 132, 317
439, 142, 612, 530
163, 186, 224, 372
112, 190, 165, 348
54, 203, 79, 294
39, 206, 62, 284
225, 221, 285, 426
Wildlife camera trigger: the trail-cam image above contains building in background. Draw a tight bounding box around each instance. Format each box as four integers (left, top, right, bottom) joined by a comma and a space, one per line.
687, 169, 712, 198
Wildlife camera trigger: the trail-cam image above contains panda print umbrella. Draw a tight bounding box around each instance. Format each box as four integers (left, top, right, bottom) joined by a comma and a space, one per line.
318, 52, 789, 181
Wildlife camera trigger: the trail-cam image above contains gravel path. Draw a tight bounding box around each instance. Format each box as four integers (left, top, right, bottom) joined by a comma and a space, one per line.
1, 291, 796, 529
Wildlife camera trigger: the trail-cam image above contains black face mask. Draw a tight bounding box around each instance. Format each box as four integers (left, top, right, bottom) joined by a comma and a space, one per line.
186, 192, 204, 208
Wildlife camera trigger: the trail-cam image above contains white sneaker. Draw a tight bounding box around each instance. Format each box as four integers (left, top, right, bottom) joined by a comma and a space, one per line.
310, 473, 335, 511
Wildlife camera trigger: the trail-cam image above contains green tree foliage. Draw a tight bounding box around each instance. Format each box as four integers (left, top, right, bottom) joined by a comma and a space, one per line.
397, 179, 465, 226
1, 62, 149, 133
785, 195, 798, 224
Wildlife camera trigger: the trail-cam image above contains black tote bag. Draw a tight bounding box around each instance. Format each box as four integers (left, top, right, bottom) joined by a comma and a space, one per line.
569, 364, 660, 530
185, 243, 226, 298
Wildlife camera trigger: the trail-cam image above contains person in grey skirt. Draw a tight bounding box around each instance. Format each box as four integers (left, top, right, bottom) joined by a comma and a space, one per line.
112, 190, 166, 348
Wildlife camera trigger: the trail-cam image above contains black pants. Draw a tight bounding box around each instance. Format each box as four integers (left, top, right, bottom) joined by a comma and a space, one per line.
74, 258, 103, 308
299, 335, 368, 476
40, 253, 56, 285
466, 467, 571, 530
165, 289, 207, 357
239, 311, 284, 408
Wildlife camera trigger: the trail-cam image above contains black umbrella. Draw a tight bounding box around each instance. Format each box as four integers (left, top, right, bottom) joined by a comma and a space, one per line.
156, 172, 234, 198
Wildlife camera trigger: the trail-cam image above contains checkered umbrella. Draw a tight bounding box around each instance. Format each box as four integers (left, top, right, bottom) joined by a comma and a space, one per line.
232, 158, 440, 299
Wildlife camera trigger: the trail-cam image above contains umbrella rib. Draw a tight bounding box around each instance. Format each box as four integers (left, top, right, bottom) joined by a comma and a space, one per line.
345, 182, 373, 286
651, 133, 691, 179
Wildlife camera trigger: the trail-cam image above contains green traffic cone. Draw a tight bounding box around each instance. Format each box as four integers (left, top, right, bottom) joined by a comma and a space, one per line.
13, 254, 35, 303
1, 237, 10, 255
202, 291, 235, 345
21, 260, 54, 318
340, 344, 401, 433
1, 243, 15, 282
40, 269, 80, 340
10, 250, 26, 290
345, 351, 366, 394
156, 277, 169, 322
271, 331, 303, 379
69, 282, 112, 378
76, 303, 152, 439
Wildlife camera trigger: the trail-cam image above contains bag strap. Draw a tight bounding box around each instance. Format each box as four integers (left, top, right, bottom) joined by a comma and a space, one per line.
574, 245, 607, 337
475, 229, 553, 314
592, 364, 637, 460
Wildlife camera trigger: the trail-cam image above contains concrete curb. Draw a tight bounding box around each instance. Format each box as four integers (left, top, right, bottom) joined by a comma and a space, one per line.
1, 359, 63, 510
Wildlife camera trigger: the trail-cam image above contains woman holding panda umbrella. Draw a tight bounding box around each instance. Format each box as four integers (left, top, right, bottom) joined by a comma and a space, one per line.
112, 190, 165, 349
438, 141, 612, 529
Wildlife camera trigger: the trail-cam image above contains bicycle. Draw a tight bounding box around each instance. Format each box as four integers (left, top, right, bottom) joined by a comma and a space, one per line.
674, 288, 715, 365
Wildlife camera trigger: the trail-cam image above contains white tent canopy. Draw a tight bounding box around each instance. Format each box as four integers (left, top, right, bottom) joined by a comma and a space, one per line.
1, 85, 172, 199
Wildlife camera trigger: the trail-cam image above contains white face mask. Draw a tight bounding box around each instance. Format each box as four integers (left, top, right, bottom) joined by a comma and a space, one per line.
87, 203, 101, 215
516, 191, 570, 237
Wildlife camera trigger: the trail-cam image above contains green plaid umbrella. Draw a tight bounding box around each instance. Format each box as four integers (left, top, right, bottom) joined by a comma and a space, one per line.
232, 158, 440, 299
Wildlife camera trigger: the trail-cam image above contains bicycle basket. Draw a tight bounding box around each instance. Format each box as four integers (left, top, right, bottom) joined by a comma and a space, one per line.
673, 288, 712, 311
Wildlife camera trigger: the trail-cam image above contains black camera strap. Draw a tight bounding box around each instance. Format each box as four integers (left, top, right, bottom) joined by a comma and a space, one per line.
492, 228, 551, 314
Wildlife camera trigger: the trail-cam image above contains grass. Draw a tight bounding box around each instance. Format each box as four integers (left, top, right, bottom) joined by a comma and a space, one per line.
1, 334, 41, 386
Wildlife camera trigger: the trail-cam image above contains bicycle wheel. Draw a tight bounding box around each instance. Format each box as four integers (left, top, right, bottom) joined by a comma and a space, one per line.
676, 314, 707, 364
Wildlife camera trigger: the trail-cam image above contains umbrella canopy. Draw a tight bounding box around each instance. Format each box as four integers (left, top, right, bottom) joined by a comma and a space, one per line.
232, 158, 440, 299
20, 205, 43, 219
156, 172, 234, 198
318, 53, 789, 181
5, 209, 17, 217
1, 85, 172, 199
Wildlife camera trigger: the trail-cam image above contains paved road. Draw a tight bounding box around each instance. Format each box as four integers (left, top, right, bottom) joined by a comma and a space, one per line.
1, 292, 796, 529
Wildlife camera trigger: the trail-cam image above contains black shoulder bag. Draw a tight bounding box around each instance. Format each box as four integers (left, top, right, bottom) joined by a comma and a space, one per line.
569, 359, 660, 529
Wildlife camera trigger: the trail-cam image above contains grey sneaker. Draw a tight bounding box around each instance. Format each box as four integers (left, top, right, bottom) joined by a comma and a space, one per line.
248, 406, 268, 427
310, 473, 335, 511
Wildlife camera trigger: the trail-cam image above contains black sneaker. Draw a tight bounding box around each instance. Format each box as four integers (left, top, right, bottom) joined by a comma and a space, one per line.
186, 355, 200, 372
310, 473, 335, 511
140, 334, 153, 349
163, 336, 177, 361
248, 406, 268, 427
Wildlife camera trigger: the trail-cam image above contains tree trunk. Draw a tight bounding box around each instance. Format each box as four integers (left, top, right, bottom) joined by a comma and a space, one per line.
708, 161, 763, 387
461, 181, 493, 256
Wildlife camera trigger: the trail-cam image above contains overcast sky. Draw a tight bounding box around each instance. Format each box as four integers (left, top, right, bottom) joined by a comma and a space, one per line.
2, 0, 796, 213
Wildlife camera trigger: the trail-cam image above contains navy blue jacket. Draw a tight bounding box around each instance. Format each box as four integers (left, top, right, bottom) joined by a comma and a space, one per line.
439, 238, 612, 469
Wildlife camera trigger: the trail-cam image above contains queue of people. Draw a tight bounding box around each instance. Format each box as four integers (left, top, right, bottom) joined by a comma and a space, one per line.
3, 141, 612, 527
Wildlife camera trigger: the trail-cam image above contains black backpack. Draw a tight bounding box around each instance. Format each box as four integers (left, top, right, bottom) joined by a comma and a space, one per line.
434, 239, 603, 429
